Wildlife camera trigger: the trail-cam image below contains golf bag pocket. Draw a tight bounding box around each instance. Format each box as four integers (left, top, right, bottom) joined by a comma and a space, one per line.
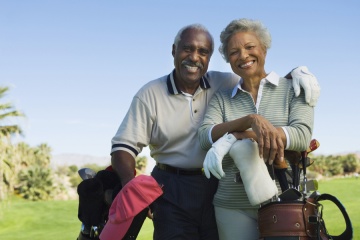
77, 178, 105, 226
257, 193, 353, 240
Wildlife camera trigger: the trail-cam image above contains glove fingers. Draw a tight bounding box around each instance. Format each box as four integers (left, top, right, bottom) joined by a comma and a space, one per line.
210, 168, 222, 180
217, 161, 225, 178
309, 95, 318, 107
293, 80, 301, 97
300, 79, 311, 104
203, 165, 211, 179
309, 81, 320, 107
212, 159, 224, 179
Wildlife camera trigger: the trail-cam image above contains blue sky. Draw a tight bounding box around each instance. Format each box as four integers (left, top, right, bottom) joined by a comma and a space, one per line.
1, 1, 360, 162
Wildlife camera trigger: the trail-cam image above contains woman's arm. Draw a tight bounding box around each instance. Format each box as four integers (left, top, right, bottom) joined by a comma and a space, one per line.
211, 115, 285, 164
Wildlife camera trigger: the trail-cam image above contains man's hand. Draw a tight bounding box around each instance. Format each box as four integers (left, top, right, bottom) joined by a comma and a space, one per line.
249, 114, 284, 165
203, 133, 237, 179
291, 66, 320, 107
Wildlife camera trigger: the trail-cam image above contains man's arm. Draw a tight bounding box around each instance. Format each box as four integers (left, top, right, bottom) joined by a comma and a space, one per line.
288, 66, 320, 107
111, 150, 155, 219
111, 150, 136, 187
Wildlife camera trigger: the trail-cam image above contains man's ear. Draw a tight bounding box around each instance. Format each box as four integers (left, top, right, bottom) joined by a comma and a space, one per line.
172, 44, 176, 57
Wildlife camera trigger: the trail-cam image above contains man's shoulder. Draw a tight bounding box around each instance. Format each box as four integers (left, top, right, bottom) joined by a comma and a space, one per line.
136, 74, 168, 96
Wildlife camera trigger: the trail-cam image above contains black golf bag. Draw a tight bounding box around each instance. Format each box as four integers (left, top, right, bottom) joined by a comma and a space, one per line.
76, 167, 148, 240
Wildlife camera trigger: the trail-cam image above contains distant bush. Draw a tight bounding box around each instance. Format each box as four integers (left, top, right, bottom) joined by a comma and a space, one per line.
309, 153, 360, 177
17, 167, 55, 201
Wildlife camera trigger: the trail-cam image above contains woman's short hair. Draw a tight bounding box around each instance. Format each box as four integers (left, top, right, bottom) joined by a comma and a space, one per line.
173, 24, 214, 56
219, 18, 272, 62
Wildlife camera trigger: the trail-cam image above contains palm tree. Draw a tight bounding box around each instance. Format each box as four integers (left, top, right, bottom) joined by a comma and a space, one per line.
0, 86, 25, 136
0, 86, 25, 200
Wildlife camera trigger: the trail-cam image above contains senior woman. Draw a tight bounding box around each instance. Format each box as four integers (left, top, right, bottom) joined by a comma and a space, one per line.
198, 18, 314, 239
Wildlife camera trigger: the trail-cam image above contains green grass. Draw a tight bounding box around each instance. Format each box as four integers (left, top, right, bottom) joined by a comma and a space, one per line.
0, 196, 80, 239
317, 177, 359, 239
0, 178, 358, 239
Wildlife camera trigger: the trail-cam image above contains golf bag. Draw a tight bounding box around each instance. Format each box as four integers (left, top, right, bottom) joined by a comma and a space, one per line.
258, 192, 353, 240
258, 140, 353, 239
76, 167, 148, 240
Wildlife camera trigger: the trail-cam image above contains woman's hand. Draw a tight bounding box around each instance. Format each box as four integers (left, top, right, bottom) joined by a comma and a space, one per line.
233, 131, 256, 141
248, 114, 284, 164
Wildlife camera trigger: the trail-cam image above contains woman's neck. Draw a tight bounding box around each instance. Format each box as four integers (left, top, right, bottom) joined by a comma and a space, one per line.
241, 73, 267, 104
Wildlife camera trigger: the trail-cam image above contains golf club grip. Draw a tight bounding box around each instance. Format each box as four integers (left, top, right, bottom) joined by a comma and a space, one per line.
274, 168, 289, 192
284, 150, 301, 166
273, 156, 288, 169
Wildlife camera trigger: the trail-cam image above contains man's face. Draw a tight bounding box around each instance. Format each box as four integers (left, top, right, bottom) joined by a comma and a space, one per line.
172, 28, 212, 86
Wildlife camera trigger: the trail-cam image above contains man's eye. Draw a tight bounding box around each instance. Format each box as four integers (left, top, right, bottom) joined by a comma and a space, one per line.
183, 46, 191, 52
199, 49, 210, 56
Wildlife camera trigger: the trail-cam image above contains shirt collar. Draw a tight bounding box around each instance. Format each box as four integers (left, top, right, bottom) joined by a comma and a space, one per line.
231, 71, 280, 98
166, 69, 211, 95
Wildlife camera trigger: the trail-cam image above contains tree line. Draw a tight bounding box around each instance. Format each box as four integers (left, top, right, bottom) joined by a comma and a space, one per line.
309, 153, 360, 177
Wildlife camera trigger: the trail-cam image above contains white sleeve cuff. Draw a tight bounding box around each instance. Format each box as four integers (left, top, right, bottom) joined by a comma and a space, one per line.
208, 125, 216, 144
282, 127, 290, 149
111, 147, 137, 159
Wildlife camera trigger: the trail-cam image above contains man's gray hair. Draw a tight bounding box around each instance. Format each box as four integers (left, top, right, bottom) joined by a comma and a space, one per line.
173, 24, 214, 56
219, 18, 272, 62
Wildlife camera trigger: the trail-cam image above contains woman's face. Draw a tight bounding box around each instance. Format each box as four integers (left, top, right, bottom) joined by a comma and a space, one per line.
227, 31, 267, 80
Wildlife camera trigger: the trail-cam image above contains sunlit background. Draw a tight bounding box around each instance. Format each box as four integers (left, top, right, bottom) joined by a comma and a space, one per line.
2, 1, 360, 172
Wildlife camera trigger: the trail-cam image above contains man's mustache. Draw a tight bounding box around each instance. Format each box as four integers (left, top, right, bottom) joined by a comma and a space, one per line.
181, 60, 204, 69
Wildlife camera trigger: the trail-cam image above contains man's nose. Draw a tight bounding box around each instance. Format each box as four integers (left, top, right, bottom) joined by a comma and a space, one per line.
189, 50, 200, 61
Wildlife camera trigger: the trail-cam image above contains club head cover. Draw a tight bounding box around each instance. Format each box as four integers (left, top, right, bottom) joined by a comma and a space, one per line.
100, 175, 163, 240
229, 139, 278, 206
77, 178, 105, 226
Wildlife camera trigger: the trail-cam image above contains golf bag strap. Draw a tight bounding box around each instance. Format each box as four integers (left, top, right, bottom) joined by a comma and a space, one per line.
316, 193, 353, 240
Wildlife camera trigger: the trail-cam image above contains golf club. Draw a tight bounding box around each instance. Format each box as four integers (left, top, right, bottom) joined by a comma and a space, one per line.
301, 139, 320, 198
291, 163, 300, 190
268, 164, 279, 202
300, 179, 318, 192
78, 168, 97, 180
284, 151, 301, 190
273, 153, 290, 192
298, 156, 314, 169
274, 168, 289, 192
307, 139, 320, 153
301, 151, 308, 194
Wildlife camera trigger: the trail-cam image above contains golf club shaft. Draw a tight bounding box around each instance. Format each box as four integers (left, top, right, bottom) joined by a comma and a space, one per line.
300, 179, 318, 192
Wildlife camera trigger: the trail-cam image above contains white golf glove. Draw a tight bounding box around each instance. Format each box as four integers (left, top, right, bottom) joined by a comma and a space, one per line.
229, 139, 278, 206
203, 133, 237, 179
291, 66, 320, 107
